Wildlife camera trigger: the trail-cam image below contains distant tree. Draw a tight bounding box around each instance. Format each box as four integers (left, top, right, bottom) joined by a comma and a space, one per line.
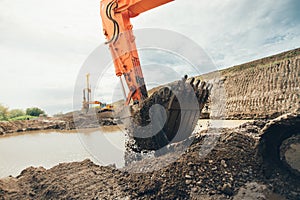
0, 104, 9, 121
26, 107, 46, 117
8, 109, 25, 119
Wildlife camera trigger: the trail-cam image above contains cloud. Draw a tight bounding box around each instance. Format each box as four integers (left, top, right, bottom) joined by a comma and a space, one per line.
133, 0, 300, 66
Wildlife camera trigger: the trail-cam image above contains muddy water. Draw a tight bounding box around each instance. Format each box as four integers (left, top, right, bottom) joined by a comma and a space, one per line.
0, 120, 251, 178
0, 127, 126, 178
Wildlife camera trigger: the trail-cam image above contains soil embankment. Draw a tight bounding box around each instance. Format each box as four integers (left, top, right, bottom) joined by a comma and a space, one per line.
202, 48, 300, 119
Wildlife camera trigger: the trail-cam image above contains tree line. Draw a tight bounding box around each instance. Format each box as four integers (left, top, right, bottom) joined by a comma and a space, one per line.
0, 104, 46, 121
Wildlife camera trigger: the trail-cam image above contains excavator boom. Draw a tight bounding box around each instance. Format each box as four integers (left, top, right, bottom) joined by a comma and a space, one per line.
100, 0, 174, 105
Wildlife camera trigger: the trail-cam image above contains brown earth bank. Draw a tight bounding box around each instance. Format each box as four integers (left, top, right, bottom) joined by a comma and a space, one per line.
201, 48, 300, 120
0, 111, 117, 136
1, 119, 299, 200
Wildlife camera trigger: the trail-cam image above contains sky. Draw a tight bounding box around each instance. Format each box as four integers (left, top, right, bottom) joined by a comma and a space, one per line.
0, 0, 299, 115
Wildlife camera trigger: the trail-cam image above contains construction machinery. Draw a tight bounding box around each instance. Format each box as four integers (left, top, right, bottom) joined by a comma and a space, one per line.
99, 0, 211, 152
82, 73, 92, 112
99, 103, 114, 113
258, 112, 300, 177
83, 99, 114, 113
82, 73, 114, 113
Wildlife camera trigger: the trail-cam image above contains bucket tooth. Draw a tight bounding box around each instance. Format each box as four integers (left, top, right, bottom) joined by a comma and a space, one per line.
189, 77, 195, 86
194, 80, 201, 90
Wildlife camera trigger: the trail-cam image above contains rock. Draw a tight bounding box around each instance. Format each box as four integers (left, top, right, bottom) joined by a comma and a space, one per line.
185, 179, 192, 185
209, 190, 216, 195
221, 160, 227, 168
185, 175, 192, 179
107, 164, 116, 169
191, 187, 198, 193
221, 183, 233, 195
189, 171, 194, 176
196, 181, 202, 186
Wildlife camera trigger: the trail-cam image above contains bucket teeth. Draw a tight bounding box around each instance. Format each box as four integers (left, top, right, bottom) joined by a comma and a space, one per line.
183, 74, 188, 81
195, 80, 201, 90
189, 77, 195, 86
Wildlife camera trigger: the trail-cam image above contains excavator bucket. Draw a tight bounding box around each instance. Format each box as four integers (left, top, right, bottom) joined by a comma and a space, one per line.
123, 75, 212, 152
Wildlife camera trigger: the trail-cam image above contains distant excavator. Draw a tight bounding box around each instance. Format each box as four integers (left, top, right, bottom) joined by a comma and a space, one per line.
99, 0, 211, 151
82, 73, 114, 113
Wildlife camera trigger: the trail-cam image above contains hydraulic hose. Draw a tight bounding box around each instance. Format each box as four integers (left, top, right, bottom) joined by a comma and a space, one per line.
105, 1, 120, 44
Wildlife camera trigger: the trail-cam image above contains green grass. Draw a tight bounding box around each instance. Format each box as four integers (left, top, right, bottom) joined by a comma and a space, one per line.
9, 115, 37, 121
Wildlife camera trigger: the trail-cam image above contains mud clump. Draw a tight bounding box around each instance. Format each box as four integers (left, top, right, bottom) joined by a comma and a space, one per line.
1, 121, 299, 199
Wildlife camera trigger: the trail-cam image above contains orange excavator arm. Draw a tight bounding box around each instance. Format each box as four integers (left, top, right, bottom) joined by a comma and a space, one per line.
100, 0, 174, 105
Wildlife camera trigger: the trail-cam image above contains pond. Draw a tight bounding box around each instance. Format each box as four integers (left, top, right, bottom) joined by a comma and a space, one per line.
0, 126, 126, 178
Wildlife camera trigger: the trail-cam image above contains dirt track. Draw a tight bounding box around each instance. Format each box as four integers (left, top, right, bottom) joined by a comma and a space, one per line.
1, 121, 299, 200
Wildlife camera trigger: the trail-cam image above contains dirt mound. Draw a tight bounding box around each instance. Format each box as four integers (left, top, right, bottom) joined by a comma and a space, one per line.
0, 121, 299, 199
0, 160, 125, 199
